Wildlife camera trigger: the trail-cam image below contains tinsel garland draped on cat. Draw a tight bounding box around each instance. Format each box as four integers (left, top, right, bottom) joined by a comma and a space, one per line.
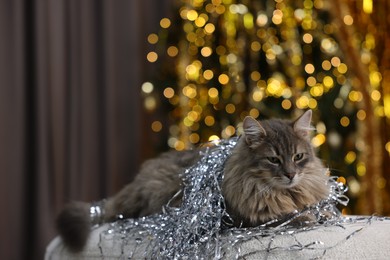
141, 0, 390, 216
97, 137, 352, 259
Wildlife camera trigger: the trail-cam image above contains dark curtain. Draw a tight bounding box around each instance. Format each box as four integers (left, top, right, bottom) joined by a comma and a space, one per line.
0, 0, 173, 259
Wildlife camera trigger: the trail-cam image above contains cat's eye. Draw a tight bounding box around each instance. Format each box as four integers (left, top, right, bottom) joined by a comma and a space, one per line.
293, 153, 304, 162
267, 157, 281, 165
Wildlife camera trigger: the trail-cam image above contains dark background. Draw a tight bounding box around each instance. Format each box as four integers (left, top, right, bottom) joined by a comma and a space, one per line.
0, 0, 174, 259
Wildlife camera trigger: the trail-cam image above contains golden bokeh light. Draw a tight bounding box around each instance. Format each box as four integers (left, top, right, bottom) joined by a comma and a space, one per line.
322, 60, 332, 70
186, 10, 198, 21
201, 46, 213, 57
167, 46, 179, 57
160, 18, 171, 28
343, 15, 354, 25
203, 70, 214, 80
189, 133, 200, 143
340, 116, 350, 127
151, 121, 163, 132
208, 135, 220, 141
345, 151, 357, 164
281, 99, 292, 110
305, 63, 315, 74
312, 134, 326, 147
141, 82, 154, 94
163, 87, 175, 99
147, 51, 158, 63
357, 109, 366, 120
204, 115, 215, 126
303, 33, 313, 44
208, 87, 219, 98
225, 103, 236, 114
249, 108, 259, 118
147, 33, 159, 44
218, 74, 230, 85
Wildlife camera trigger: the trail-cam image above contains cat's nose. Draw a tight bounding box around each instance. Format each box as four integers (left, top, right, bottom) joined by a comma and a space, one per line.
285, 172, 296, 180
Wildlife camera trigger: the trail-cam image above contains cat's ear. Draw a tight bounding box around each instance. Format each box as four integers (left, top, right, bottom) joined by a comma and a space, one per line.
294, 110, 314, 139
243, 116, 266, 147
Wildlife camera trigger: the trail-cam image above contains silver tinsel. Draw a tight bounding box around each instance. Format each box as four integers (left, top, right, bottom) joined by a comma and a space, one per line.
90, 200, 106, 226
96, 137, 362, 259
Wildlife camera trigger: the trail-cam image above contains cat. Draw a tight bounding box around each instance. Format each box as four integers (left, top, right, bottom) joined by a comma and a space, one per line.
56, 110, 330, 251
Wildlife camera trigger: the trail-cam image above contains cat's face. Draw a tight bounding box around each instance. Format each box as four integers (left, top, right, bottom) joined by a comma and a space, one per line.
248, 134, 314, 189
242, 110, 316, 190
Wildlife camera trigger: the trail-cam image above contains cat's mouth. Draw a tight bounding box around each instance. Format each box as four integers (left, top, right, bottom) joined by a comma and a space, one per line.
286, 178, 298, 187
276, 175, 300, 189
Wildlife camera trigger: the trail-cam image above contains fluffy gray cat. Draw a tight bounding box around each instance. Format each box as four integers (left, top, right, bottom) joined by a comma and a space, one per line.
57, 110, 330, 251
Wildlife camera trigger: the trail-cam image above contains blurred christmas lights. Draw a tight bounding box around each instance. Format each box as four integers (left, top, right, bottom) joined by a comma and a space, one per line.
140, 0, 390, 216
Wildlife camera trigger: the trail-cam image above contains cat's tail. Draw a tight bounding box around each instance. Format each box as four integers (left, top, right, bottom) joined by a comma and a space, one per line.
56, 200, 107, 252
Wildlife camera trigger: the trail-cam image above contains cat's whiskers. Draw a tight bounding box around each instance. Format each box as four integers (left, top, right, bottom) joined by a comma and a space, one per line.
257, 187, 272, 197
253, 181, 274, 196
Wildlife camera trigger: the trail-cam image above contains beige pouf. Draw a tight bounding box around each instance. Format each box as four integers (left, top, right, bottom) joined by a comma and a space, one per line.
46, 216, 390, 259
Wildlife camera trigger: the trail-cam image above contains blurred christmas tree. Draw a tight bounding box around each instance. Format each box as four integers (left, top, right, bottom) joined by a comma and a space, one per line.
141, 0, 390, 216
